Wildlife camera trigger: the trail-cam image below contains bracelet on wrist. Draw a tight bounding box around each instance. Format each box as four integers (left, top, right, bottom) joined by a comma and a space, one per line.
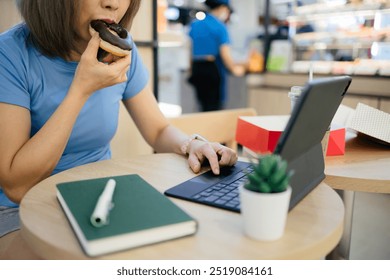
180, 133, 208, 155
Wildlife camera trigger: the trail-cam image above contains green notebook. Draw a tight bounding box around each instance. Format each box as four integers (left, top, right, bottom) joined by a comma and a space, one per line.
56, 174, 197, 257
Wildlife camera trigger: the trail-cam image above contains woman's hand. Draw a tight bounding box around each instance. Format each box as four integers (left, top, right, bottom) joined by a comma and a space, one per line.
187, 140, 238, 175
72, 33, 131, 97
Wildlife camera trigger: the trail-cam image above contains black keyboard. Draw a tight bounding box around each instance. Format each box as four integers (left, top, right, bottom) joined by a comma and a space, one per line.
165, 161, 254, 213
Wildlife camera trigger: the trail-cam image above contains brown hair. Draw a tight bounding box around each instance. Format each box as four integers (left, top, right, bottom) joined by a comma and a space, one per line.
18, 0, 141, 59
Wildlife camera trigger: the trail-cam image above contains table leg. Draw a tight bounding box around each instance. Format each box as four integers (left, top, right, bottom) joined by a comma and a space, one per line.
327, 189, 355, 260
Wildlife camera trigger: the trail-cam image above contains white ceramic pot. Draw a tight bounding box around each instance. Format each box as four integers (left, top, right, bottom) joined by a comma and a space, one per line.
239, 185, 292, 241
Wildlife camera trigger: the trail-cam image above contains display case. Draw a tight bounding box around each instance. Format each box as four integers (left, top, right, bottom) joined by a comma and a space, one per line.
287, 0, 390, 76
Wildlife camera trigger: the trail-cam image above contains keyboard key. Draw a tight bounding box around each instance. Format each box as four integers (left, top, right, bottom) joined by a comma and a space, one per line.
211, 191, 225, 197
230, 182, 242, 188
205, 195, 220, 202
219, 188, 230, 194
178, 161, 254, 213
199, 191, 212, 197
214, 199, 229, 205
224, 192, 236, 198
226, 202, 239, 208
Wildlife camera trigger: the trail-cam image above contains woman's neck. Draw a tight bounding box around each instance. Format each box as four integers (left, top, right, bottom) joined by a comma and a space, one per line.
68, 50, 81, 62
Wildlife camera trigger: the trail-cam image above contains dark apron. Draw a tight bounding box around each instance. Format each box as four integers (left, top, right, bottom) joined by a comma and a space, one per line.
188, 60, 222, 112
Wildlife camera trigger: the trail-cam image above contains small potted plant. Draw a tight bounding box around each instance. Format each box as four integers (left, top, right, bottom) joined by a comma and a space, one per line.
239, 154, 294, 241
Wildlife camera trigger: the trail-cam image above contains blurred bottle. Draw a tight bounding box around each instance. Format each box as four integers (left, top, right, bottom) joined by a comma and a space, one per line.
288, 86, 303, 112
247, 49, 264, 73
247, 40, 264, 73
288, 85, 330, 159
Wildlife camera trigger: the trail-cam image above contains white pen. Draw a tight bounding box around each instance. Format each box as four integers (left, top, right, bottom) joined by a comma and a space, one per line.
90, 179, 116, 228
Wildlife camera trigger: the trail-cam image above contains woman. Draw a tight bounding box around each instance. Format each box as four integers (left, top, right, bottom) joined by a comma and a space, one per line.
0, 0, 237, 236
188, 0, 245, 112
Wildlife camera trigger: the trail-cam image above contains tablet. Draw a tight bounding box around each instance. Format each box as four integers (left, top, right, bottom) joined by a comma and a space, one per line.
165, 76, 352, 212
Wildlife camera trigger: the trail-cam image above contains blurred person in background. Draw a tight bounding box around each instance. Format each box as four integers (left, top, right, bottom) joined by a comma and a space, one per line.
188, 0, 245, 112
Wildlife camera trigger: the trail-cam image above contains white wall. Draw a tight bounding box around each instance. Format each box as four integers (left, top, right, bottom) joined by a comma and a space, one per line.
0, 0, 22, 33
228, 0, 262, 60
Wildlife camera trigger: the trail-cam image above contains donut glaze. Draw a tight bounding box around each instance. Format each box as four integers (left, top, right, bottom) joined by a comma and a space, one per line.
90, 20, 133, 59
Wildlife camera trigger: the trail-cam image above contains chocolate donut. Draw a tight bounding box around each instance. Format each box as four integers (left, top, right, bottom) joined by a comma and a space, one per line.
90, 20, 133, 60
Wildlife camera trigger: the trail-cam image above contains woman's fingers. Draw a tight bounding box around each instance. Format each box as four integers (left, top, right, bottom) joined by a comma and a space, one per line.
82, 33, 101, 61
187, 141, 238, 175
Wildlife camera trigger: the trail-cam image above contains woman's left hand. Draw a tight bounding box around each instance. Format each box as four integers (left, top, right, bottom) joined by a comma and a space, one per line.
186, 140, 238, 175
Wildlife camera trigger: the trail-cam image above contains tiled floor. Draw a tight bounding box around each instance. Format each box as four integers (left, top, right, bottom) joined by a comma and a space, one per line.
349, 192, 390, 260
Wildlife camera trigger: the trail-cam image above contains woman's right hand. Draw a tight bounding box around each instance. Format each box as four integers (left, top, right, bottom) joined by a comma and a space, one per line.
72, 33, 131, 97
0, 36, 130, 204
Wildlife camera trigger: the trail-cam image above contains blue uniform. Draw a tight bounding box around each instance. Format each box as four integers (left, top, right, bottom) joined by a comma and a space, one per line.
0, 23, 149, 207
189, 13, 230, 105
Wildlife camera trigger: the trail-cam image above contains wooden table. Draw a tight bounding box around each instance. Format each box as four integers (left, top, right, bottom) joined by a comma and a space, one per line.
325, 132, 390, 259
17, 153, 344, 260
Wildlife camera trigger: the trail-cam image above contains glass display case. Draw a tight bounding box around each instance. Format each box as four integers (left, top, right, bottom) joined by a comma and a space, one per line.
287, 0, 390, 76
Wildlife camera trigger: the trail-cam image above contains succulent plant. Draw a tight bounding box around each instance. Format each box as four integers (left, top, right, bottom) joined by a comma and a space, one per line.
244, 154, 294, 193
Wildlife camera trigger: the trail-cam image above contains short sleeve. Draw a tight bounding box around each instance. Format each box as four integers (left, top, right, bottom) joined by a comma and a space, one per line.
0, 44, 30, 110
217, 24, 230, 47
122, 43, 149, 100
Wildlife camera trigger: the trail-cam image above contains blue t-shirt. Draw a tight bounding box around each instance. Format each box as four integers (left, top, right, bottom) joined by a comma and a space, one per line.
189, 13, 230, 58
0, 23, 149, 207
189, 14, 230, 102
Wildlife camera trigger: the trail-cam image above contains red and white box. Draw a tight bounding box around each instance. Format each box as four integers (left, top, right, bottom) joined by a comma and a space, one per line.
235, 115, 345, 156
348, 103, 390, 145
